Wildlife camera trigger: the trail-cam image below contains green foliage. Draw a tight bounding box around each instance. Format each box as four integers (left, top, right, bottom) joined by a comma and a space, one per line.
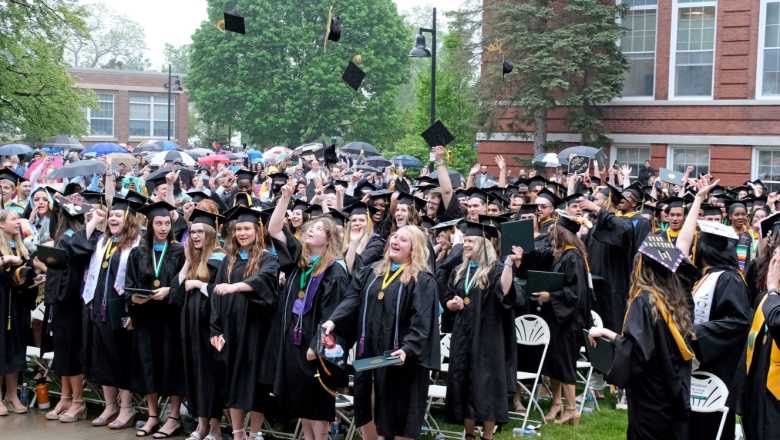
187, 0, 410, 150
472, 0, 630, 150
162, 43, 191, 74
0, 0, 97, 140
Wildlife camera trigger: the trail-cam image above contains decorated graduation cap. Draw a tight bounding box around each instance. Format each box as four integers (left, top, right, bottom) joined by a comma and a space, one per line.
190, 208, 222, 229
342, 61, 365, 92
420, 215, 437, 230
421, 120, 455, 149
342, 201, 378, 218
535, 188, 563, 208
759, 211, 780, 239
136, 201, 174, 220
637, 235, 685, 273
478, 214, 509, 229
55, 194, 92, 217
463, 221, 499, 240
554, 210, 582, 235
224, 9, 245, 34
430, 218, 462, 231
698, 220, 739, 251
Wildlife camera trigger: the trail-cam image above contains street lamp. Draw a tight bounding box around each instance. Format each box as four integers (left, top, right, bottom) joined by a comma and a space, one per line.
409, 8, 436, 168
164, 64, 183, 141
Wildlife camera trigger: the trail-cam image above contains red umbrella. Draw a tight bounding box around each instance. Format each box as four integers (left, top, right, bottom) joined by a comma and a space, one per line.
198, 155, 231, 165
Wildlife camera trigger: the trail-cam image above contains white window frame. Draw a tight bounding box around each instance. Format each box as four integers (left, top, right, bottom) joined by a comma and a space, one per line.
616, 0, 658, 100
610, 144, 652, 178
752, 147, 780, 191
669, 0, 718, 100
757, 0, 780, 99
129, 95, 175, 139
666, 145, 711, 175
85, 93, 114, 137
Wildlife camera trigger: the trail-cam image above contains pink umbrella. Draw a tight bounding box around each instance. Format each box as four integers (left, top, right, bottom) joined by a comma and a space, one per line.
265, 146, 293, 157
198, 155, 231, 166
25, 156, 64, 181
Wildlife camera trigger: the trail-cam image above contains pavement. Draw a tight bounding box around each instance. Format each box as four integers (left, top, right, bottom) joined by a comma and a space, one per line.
1, 408, 168, 440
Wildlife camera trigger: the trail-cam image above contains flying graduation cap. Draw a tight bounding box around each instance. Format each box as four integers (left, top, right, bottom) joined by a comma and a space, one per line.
224, 9, 245, 34
421, 120, 455, 148
502, 55, 514, 81
342, 61, 365, 91
324, 5, 341, 51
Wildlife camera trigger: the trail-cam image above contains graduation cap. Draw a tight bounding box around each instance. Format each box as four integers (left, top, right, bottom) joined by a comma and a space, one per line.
430, 218, 462, 231
326, 210, 348, 227
698, 220, 739, 251
235, 170, 256, 182
354, 180, 377, 195
535, 188, 563, 208
342, 61, 365, 92
638, 235, 685, 273
323, 143, 338, 167
226, 206, 263, 225
701, 204, 723, 218
0, 169, 27, 187
516, 204, 540, 216
209, 191, 229, 213
323, 185, 337, 195
303, 204, 324, 220
502, 58, 514, 80
421, 120, 455, 148
659, 168, 686, 186
723, 199, 747, 212
478, 214, 509, 229
641, 203, 657, 217
598, 185, 627, 209
124, 190, 148, 205
729, 186, 752, 199
759, 211, 780, 239
463, 221, 499, 240
744, 195, 767, 209
562, 194, 585, 206
710, 185, 727, 196
190, 208, 222, 230
269, 172, 289, 184
111, 196, 143, 216
81, 190, 105, 207
748, 179, 769, 192
224, 9, 245, 34
624, 182, 644, 200
416, 176, 439, 186
524, 176, 547, 190
367, 189, 392, 206
188, 190, 211, 205
554, 211, 581, 234
664, 196, 687, 211
324, 5, 341, 50
342, 201, 378, 218
420, 215, 437, 230
417, 184, 439, 197
136, 201, 175, 220
488, 193, 510, 211
55, 194, 92, 217
291, 199, 309, 212
397, 191, 427, 211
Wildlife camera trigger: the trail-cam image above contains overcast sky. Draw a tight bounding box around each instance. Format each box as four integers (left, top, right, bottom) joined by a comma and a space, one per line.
87, 0, 461, 69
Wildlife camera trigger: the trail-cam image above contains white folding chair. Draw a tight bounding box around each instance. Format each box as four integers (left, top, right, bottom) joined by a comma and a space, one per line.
510, 315, 550, 430
575, 311, 603, 413
423, 384, 464, 439
432, 334, 451, 384
335, 394, 360, 440
690, 371, 730, 440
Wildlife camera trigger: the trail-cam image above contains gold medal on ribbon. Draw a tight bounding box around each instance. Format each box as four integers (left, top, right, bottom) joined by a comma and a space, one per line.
764, 334, 768, 345
298, 291, 305, 299
378, 291, 385, 300
102, 261, 108, 269
464, 297, 470, 305
153, 279, 161, 287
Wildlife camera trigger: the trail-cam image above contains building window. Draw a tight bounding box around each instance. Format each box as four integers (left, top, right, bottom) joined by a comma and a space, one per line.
129, 95, 175, 138
86, 93, 114, 136
670, 146, 710, 176
759, 0, 780, 96
755, 148, 780, 192
619, 0, 657, 97
612, 146, 651, 178
671, 0, 717, 97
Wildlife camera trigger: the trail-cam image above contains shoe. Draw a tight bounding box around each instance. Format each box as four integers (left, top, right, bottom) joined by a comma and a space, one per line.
109, 405, 136, 430
47, 396, 72, 420
615, 394, 628, 410
232, 429, 247, 440
153, 416, 181, 438
60, 400, 88, 423
4, 398, 27, 414
92, 404, 120, 426
545, 402, 563, 421
137, 415, 160, 437
554, 407, 580, 426
0, 401, 7, 416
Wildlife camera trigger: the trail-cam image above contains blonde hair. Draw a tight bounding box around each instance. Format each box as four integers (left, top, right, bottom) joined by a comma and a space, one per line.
186, 224, 218, 282
343, 214, 372, 254
454, 235, 496, 290
0, 210, 29, 259
298, 216, 344, 277
373, 225, 429, 285
226, 223, 267, 282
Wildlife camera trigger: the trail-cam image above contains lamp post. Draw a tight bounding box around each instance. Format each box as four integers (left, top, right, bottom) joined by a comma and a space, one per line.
409, 8, 436, 168
164, 64, 183, 141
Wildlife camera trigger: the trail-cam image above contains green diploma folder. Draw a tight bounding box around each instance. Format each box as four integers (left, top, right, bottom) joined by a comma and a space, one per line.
353, 355, 403, 372
582, 329, 615, 374
525, 270, 564, 298
37, 245, 68, 269
500, 219, 535, 257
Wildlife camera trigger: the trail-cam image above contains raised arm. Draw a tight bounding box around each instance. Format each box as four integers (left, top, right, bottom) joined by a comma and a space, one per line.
433, 146, 453, 208
102, 155, 115, 209
268, 183, 294, 243
678, 178, 719, 257
466, 163, 479, 189
496, 155, 507, 188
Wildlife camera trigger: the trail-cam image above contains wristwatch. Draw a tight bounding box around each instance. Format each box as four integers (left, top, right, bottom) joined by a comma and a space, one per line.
769, 288, 780, 296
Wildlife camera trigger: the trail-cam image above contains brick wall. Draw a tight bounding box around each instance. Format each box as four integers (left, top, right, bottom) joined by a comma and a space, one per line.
69, 68, 189, 147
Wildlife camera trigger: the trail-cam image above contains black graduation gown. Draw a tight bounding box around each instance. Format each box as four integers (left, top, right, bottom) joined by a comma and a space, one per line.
354, 234, 386, 272
620, 213, 652, 252
174, 250, 226, 419
71, 231, 133, 389
583, 208, 634, 332
538, 218, 555, 235
0, 245, 35, 375
125, 242, 186, 396
730, 292, 780, 440
328, 264, 441, 438
260, 235, 350, 421
442, 262, 517, 425
210, 251, 278, 412
606, 290, 693, 440
436, 244, 463, 334
688, 267, 751, 440
438, 195, 464, 223
525, 247, 591, 384
743, 258, 762, 309
42, 231, 86, 376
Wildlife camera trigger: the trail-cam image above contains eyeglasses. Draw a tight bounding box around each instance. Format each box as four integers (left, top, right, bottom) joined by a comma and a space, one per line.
190, 230, 206, 236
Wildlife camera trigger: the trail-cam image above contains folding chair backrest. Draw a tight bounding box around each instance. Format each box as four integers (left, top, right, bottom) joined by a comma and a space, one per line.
690, 371, 729, 413
591, 311, 603, 329
515, 315, 550, 346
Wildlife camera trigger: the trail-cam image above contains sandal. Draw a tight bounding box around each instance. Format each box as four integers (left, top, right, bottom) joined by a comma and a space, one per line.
545, 402, 563, 421
136, 415, 159, 437
0, 401, 7, 417
153, 416, 181, 438
92, 403, 120, 426
47, 396, 71, 420
186, 432, 202, 440
4, 398, 27, 414
60, 399, 88, 422
109, 405, 136, 430
232, 429, 247, 440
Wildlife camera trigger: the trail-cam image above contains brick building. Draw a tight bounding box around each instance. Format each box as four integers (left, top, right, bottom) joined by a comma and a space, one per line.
68, 67, 189, 147
477, 0, 780, 189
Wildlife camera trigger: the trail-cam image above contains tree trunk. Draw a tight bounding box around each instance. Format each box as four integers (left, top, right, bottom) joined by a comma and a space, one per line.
533, 110, 547, 156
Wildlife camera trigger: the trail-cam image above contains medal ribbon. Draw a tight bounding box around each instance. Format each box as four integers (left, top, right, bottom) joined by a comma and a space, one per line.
382, 263, 408, 291
104, 240, 118, 263
151, 241, 169, 280
299, 263, 317, 292
746, 294, 780, 399
464, 264, 478, 296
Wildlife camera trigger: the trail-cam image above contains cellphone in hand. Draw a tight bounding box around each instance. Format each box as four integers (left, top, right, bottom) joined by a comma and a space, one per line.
121, 317, 130, 327
383, 350, 399, 360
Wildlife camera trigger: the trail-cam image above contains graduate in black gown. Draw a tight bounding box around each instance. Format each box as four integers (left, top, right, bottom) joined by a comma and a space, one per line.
676, 183, 752, 440
589, 237, 697, 440
0, 208, 39, 415
74, 196, 143, 429
38, 194, 93, 422
442, 221, 518, 439
126, 201, 186, 438
211, 206, 278, 440
392, 192, 437, 273
616, 183, 654, 250
344, 201, 385, 275
433, 220, 464, 333
521, 212, 592, 426
263, 183, 350, 440
324, 225, 441, 440
173, 209, 226, 440
730, 252, 780, 440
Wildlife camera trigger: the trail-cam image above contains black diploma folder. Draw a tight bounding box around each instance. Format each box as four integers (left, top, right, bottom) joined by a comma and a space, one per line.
582, 329, 615, 374
353, 355, 403, 371
500, 219, 535, 256
107, 297, 127, 331
37, 245, 67, 269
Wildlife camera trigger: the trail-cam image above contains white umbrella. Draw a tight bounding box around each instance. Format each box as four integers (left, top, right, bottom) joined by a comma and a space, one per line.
149, 151, 196, 166
532, 153, 560, 168
189, 148, 214, 156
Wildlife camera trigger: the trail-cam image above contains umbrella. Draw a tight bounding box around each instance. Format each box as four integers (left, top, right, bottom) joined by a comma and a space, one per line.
265, 146, 293, 157
25, 156, 64, 179
147, 166, 195, 185
83, 143, 127, 157
150, 151, 196, 166
365, 156, 392, 168
351, 164, 379, 173
43, 135, 84, 151
532, 153, 560, 167
557, 146, 599, 166
391, 155, 424, 168
341, 142, 379, 156
429, 169, 465, 187
111, 153, 138, 167
39, 148, 62, 154
48, 160, 113, 180
231, 152, 248, 159
135, 140, 184, 153
198, 155, 231, 166
247, 150, 264, 159
0, 144, 32, 155
189, 148, 214, 156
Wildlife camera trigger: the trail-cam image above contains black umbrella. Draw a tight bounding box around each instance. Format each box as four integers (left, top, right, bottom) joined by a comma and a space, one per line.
341, 142, 379, 156
48, 160, 115, 180
42, 135, 84, 151
365, 156, 392, 168
351, 164, 379, 173
147, 166, 196, 185
429, 169, 465, 188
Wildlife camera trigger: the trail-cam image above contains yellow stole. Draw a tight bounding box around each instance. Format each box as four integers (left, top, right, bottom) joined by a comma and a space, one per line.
563, 245, 590, 272
624, 288, 695, 361
617, 211, 638, 218
746, 294, 780, 399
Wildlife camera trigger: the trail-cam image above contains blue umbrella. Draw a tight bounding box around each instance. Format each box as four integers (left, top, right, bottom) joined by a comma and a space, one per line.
39, 148, 63, 154
153, 140, 184, 151
0, 144, 32, 155
83, 142, 127, 157
391, 155, 424, 168
247, 150, 264, 159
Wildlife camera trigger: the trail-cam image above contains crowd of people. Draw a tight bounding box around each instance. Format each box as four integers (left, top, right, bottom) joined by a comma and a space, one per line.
0, 143, 778, 440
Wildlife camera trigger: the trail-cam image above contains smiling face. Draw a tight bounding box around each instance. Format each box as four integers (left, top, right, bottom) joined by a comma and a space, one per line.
463, 236, 477, 259
467, 198, 486, 222
0, 210, 20, 238
151, 215, 171, 243
235, 222, 257, 248
388, 228, 413, 263
291, 209, 304, 228
305, 221, 328, 248
351, 214, 368, 231
32, 191, 48, 214
537, 198, 554, 221
372, 200, 386, 223
108, 210, 125, 236
395, 204, 411, 226
730, 206, 748, 229
667, 207, 685, 230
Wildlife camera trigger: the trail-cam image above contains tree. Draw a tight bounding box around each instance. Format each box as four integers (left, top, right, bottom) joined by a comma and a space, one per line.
187, 0, 410, 149
162, 43, 191, 74
64, 2, 148, 69
463, 0, 629, 155
0, 0, 97, 140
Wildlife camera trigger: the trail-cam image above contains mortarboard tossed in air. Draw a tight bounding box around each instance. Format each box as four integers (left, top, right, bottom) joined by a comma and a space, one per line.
659, 168, 686, 186
430, 218, 462, 231
224, 9, 245, 34
323, 142, 338, 167
421, 120, 455, 148
502, 55, 514, 81
342, 61, 365, 92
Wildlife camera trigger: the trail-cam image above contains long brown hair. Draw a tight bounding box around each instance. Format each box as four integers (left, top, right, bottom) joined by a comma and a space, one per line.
186, 224, 218, 282
297, 216, 344, 277
101, 209, 141, 250
226, 223, 266, 282
53, 214, 84, 246
435, 228, 454, 262
373, 226, 429, 284
629, 253, 694, 336
552, 225, 587, 261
